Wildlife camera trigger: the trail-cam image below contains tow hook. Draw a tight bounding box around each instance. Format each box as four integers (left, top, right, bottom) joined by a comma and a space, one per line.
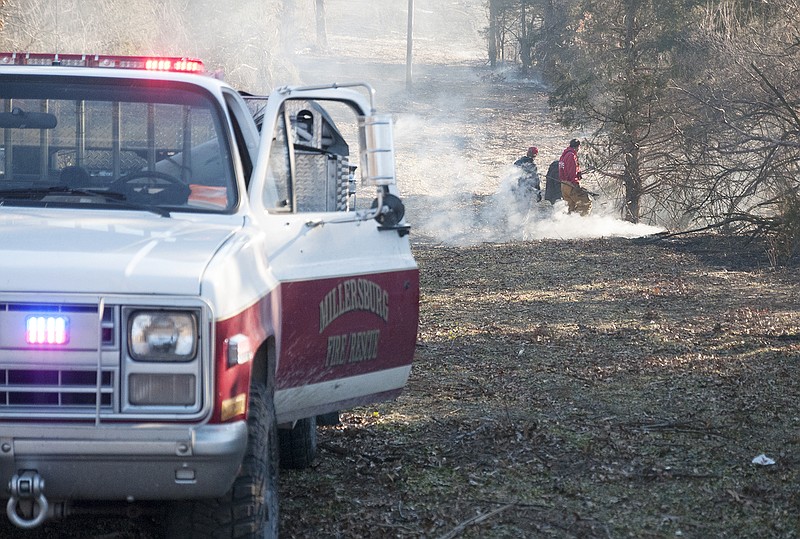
7, 470, 48, 529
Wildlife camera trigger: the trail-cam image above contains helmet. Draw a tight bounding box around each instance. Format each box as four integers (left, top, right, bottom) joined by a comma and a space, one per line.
527, 146, 539, 158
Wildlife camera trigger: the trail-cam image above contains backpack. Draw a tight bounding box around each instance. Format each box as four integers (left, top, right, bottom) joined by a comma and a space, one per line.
544, 160, 562, 203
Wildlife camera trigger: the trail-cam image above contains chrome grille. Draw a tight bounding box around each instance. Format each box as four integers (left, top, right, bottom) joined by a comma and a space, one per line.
0, 301, 119, 418
0, 368, 114, 409
0, 297, 209, 421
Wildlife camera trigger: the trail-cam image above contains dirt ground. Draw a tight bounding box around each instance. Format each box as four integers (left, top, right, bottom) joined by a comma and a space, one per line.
280, 234, 800, 538
10, 234, 798, 539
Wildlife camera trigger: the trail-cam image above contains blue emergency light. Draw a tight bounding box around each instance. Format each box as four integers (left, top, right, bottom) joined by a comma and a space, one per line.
25, 315, 69, 345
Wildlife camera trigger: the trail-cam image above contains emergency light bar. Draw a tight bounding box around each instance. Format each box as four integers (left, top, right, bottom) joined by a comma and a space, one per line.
0, 52, 204, 73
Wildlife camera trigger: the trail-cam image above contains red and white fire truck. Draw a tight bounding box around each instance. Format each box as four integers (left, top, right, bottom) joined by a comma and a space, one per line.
0, 52, 419, 537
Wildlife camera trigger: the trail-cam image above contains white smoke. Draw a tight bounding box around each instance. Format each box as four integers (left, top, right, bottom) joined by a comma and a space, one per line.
523, 208, 666, 240
404, 166, 665, 246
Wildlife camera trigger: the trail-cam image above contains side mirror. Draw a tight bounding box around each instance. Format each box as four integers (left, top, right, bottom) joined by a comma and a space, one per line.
359, 114, 395, 186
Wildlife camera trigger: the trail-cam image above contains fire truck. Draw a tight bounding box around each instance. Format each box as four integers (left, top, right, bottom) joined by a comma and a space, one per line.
0, 52, 419, 537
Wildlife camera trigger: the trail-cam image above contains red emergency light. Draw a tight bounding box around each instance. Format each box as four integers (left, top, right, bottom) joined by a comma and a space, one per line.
0, 53, 205, 74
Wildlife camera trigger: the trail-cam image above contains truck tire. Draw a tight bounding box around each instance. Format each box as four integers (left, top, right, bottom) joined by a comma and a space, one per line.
166, 381, 279, 538
278, 416, 317, 469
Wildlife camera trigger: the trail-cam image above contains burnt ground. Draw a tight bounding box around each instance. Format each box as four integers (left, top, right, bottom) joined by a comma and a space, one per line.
279, 234, 800, 538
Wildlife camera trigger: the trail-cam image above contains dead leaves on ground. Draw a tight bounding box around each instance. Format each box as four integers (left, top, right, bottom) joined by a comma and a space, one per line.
280, 235, 800, 538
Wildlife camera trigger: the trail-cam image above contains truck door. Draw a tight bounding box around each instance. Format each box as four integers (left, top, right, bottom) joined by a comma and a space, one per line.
248, 88, 419, 426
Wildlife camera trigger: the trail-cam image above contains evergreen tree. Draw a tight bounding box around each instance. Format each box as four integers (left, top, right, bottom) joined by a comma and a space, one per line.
545, 0, 701, 223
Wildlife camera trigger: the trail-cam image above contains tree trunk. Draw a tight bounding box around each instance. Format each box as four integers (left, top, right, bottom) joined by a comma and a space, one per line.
539, 0, 563, 81
519, 1, 531, 73
315, 0, 328, 50
621, 0, 642, 223
622, 143, 642, 223
488, 0, 498, 67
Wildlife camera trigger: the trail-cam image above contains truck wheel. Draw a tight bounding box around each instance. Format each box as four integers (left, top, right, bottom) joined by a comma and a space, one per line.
278, 416, 317, 469
166, 381, 279, 538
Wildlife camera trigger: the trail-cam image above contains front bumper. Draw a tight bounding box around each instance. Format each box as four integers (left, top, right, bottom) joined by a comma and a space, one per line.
0, 421, 248, 501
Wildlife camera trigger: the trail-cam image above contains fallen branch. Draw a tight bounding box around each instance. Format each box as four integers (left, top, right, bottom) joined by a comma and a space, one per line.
318, 441, 349, 456
626, 421, 726, 439
626, 469, 720, 480
474, 498, 551, 510
437, 503, 515, 539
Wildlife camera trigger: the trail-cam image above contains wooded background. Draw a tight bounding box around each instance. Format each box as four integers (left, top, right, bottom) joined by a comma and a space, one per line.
488, 0, 799, 259
0, 0, 797, 261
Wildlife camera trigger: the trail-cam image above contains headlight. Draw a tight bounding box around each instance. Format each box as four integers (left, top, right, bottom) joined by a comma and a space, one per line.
129, 311, 197, 361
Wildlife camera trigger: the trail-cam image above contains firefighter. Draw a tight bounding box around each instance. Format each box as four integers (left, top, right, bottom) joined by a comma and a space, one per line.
558, 138, 592, 216
513, 146, 542, 210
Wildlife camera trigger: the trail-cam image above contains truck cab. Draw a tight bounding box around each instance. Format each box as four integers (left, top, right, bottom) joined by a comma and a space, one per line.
0, 53, 418, 537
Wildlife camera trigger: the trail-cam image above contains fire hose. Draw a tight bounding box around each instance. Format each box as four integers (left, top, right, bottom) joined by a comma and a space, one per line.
558, 180, 601, 199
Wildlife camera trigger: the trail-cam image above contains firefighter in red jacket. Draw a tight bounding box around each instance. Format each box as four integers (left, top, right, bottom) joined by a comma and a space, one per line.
558, 138, 592, 215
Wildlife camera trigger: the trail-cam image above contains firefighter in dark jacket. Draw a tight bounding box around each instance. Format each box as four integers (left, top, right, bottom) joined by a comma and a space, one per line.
559, 138, 592, 215
513, 146, 541, 209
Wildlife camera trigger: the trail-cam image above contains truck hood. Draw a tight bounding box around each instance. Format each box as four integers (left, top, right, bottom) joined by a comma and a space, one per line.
0, 210, 243, 295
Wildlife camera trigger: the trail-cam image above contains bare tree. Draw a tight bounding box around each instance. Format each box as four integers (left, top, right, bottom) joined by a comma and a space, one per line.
536, 0, 567, 80
664, 0, 800, 259
487, 0, 500, 67
0, 0, 306, 92
485, 0, 546, 72
0, 0, 190, 54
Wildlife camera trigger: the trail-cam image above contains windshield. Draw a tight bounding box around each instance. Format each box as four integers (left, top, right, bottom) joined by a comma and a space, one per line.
0, 76, 237, 213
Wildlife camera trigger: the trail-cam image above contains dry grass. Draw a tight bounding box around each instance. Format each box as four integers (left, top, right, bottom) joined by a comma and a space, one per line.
280, 234, 800, 538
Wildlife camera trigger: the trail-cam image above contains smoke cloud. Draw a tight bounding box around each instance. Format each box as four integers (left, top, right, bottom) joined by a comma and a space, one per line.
403, 163, 665, 246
